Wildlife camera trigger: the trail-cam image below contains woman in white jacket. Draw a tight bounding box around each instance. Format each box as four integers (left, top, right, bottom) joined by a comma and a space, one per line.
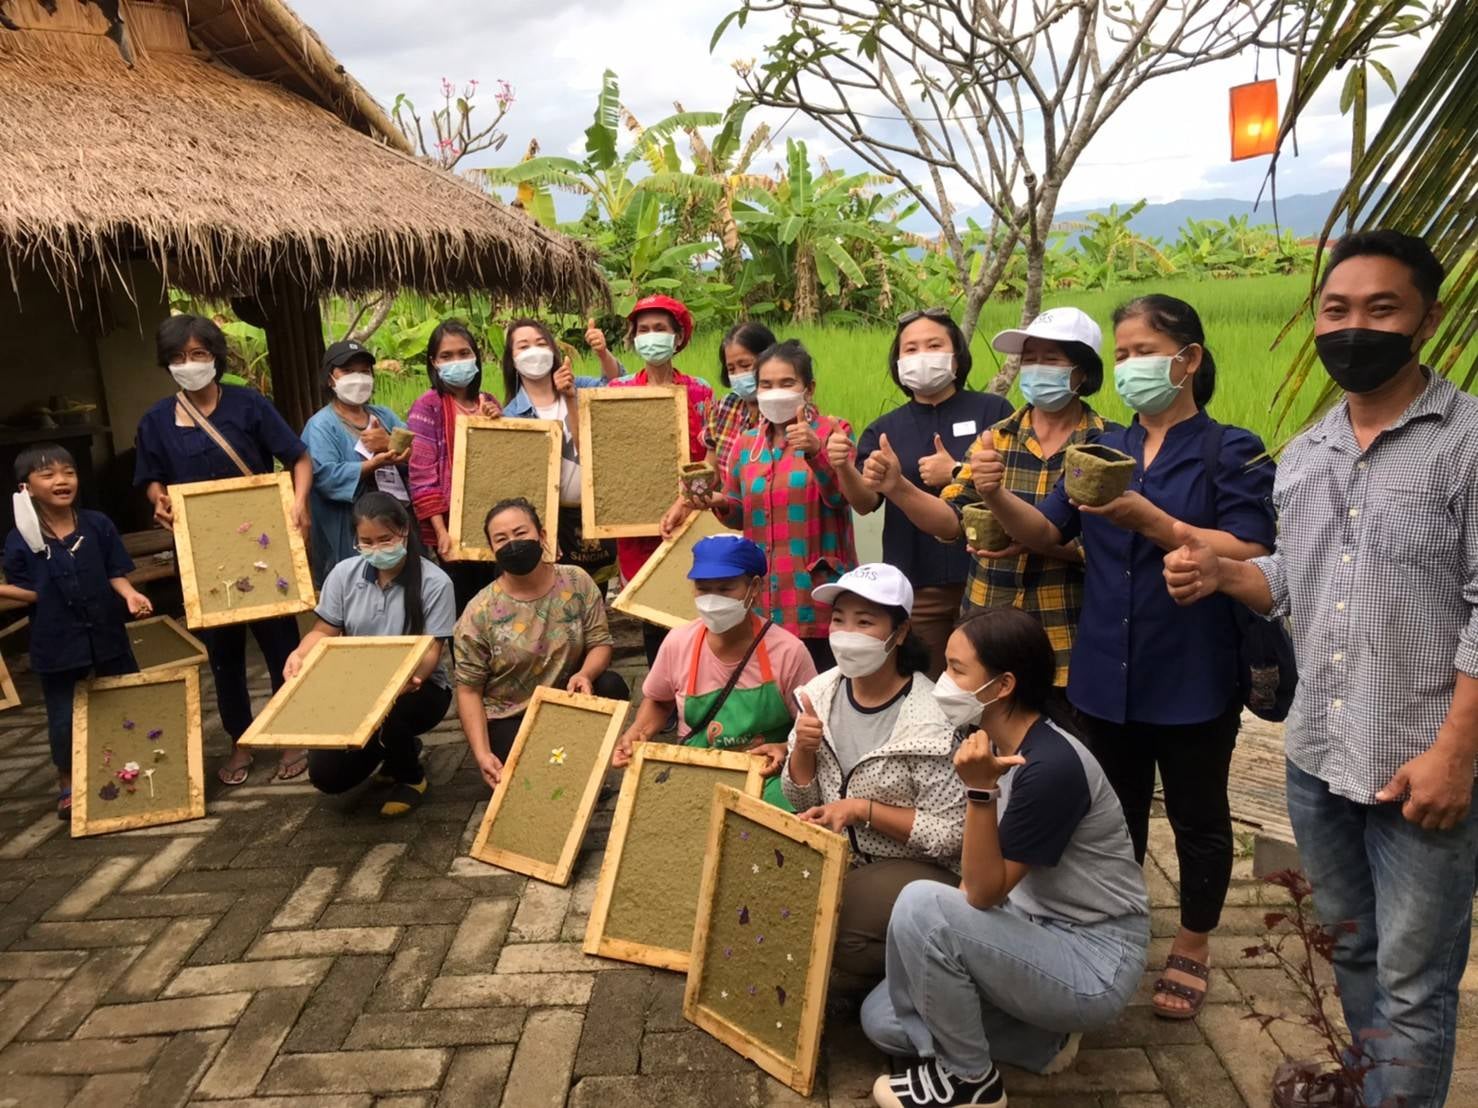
783, 563, 966, 978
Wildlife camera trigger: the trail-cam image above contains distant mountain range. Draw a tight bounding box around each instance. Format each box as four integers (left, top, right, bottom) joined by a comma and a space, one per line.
1055, 189, 1345, 242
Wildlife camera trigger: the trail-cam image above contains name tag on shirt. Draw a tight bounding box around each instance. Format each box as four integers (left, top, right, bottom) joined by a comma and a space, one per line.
952, 420, 977, 438
354, 429, 411, 502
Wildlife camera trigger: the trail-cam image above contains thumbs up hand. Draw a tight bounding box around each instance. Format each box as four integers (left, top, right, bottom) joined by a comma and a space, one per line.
1162, 521, 1220, 605
584, 317, 607, 355
825, 426, 855, 469
793, 691, 823, 755
968, 446, 1006, 497
918, 432, 957, 488
862, 433, 903, 496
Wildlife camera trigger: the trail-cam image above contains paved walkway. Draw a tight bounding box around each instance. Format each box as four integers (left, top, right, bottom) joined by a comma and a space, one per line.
0, 632, 1474, 1107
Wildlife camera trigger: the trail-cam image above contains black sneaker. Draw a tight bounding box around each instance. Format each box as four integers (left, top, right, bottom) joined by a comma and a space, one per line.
872, 1058, 1006, 1108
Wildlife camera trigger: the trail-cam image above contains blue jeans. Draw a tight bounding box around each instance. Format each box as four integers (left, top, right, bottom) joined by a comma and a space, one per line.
1285, 759, 1478, 1108
861, 881, 1148, 1079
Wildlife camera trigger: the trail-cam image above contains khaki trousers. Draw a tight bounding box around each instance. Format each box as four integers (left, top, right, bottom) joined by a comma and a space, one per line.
835, 857, 960, 979
909, 582, 966, 681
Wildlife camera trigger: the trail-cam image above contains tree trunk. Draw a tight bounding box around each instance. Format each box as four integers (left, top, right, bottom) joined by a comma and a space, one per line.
347, 296, 395, 344
793, 246, 819, 323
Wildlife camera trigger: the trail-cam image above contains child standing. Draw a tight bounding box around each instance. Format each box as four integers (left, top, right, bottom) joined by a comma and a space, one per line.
1, 445, 152, 819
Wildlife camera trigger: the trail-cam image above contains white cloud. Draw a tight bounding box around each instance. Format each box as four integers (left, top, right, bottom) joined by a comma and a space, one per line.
291, 0, 1427, 224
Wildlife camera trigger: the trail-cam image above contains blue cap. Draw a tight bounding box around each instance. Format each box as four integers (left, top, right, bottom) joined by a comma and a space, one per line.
688, 534, 767, 580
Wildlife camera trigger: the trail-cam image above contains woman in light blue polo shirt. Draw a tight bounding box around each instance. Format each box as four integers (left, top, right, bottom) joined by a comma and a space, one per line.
287, 492, 456, 817
500, 317, 616, 578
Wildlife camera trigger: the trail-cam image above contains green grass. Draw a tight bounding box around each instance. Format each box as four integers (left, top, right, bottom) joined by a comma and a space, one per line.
371, 272, 1470, 448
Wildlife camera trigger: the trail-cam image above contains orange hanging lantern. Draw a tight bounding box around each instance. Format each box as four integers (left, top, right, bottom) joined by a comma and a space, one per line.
1229, 79, 1279, 161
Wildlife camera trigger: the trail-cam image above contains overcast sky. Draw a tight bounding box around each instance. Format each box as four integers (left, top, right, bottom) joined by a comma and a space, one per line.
292, 0, 1421, 218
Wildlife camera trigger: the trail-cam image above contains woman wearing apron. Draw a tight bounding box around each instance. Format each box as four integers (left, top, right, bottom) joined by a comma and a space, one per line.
612, 534, 816, 809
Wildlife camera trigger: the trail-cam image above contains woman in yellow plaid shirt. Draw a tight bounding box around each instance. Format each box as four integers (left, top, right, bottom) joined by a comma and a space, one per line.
860, 308, 1111, 691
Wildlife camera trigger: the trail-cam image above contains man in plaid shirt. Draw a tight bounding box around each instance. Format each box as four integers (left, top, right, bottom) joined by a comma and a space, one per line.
1163, 231, 1477, 1108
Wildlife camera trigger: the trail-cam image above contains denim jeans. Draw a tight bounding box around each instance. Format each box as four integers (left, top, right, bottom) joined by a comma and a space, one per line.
861, 880, 1149, 1079
1285, 759, 1478, 1108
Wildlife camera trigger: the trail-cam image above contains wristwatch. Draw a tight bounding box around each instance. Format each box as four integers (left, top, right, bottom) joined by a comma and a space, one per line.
964, 786, 1000, 806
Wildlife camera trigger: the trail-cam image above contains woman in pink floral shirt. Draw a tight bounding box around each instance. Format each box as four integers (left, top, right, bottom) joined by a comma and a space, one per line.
685, 339, 857, 671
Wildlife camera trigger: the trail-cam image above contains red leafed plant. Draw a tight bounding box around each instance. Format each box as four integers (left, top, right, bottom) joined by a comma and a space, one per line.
1242, 869, 1400, 1108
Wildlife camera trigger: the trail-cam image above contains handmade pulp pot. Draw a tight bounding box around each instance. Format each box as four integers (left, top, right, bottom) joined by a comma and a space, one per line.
1063, 444, 1136, 507
961, 504, 1010, 552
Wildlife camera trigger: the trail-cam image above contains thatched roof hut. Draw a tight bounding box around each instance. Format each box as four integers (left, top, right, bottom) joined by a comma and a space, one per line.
0, 0, 606, 529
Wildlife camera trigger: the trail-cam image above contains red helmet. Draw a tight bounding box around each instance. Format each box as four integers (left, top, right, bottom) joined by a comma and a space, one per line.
627, 294, 694, 351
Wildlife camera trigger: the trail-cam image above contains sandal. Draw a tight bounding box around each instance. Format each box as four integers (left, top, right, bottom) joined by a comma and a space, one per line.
275, 753, 310, 782
1152, 953, 1211, 1020
217, 756, 254, 787
56, 787, 72, 821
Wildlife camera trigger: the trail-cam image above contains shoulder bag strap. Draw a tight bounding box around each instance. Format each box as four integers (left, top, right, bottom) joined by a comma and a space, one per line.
687, 617, 775, 738
1200, 419, 1225, 525
176, 391, 253, 478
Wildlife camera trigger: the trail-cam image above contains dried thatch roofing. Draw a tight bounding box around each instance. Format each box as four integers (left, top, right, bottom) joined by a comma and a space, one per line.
0, 0, 607, 308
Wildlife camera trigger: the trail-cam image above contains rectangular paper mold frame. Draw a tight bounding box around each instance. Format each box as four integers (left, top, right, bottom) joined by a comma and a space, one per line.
70, 666, 206, 838
611, 509, 736, 630
683, 786, 848, 1097
127, 614, 209, 672
0, 650, 18, 711
448, 416, 562, 562
169, 472, 316, 629
236, 635, 435, 750
583, 743, 764, 971
577, 386, 690, 539
467, 685, 628, 886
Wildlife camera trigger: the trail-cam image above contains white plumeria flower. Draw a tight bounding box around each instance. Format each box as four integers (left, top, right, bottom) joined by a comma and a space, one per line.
801, 868, 811, 879
549, 747, 567, 765
786, 953, 794, 963
721, 990, 729, 999
750, 863, 760, 874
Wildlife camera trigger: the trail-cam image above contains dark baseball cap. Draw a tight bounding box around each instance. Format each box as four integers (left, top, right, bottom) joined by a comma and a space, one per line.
322, 340, 375, 372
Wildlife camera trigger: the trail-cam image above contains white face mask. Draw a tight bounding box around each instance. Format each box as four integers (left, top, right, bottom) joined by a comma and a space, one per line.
829, 629, 897, 679
169, 361, 216, 392
332, 372, 374, 406
695, 591, 751, 634
757, 388, 806, 425
514, 346, 555, 380
897, 351, 956, 395
932, 673, 1001, 729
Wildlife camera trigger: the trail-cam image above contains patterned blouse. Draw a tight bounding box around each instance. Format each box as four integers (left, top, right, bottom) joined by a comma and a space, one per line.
451, 564, 613, 719
941, 404, 1107, 686
715, 414, 858, 641
406, 388, 503, 547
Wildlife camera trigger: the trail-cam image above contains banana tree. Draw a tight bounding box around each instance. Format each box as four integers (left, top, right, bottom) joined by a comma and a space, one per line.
1268, 0, 1475, 428
481, 70, 719, 230
733, 138, 895, 322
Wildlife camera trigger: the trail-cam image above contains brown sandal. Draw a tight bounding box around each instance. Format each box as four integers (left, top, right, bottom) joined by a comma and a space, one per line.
1152, 953, 1210, 1020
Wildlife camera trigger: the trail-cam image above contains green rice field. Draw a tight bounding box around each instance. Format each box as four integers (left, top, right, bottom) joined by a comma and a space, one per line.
370, 272, 1471, 448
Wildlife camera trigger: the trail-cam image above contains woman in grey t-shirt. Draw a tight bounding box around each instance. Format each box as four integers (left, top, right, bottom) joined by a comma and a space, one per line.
864, 608, 1149, 1108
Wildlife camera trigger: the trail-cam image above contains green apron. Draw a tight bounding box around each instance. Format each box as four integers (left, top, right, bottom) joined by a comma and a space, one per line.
679, 621, 795, 811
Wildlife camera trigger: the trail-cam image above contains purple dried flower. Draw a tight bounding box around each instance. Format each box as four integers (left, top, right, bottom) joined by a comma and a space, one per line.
121, 719, 135, 730
98, 782, 118, 801
235, 577, 254, 594
739, 830, 750, 841
723, 947, 732, 959
147, 728, 162, 740
747, 984, 757, 996
780, 908, 791, 920
776, 986, 786, 1006
756, 935, 764, 945
258, 533, 271, 548
275, 575, 290, 594
738, 906, 749, 925
774, 848, 784, 868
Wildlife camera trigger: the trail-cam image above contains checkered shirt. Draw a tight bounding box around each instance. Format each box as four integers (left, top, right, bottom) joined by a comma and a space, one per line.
941, 404, 1107, 685
717, 414, 858, 640
1254, 372, 1478, 804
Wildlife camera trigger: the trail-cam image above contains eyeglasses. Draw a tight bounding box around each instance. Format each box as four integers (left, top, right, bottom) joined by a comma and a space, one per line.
355, 539, 405, 553
896, 307, 954, 326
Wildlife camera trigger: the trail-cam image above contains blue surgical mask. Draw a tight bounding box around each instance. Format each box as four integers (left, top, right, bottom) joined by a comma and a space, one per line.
361, 544, 406, 571
634, 332, 677, 365
729, 372, 758, 400
438, 360, 479, 387
1018, 365, 1076, 413
1114, 348, 1187, 415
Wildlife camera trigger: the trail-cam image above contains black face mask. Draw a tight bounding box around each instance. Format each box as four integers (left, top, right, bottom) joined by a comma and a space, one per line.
494, 538, 543, 576
1314, 326, 1418, 394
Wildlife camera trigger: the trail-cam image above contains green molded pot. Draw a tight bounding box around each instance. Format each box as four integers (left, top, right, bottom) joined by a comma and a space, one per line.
961, 503, 1010, 552
1063, 443, 1136, 506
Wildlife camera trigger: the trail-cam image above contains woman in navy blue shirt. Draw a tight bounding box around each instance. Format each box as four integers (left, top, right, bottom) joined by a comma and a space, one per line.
134, 315, 313, 786
973, 295, 1275, 1021
828, 309, 1013, 677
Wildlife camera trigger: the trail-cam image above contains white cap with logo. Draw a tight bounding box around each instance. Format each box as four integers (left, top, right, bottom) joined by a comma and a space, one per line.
991, 307, 1102, 356
812, 563, 915, 614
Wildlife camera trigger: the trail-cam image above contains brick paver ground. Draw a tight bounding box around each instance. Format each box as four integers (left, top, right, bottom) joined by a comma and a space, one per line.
1, 624, 1474, 1107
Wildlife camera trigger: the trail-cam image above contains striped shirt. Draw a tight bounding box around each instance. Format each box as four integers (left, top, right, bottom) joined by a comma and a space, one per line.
717, 414, 858, 641
1254, 371, 1478, 804
941, 404, 1107, 685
